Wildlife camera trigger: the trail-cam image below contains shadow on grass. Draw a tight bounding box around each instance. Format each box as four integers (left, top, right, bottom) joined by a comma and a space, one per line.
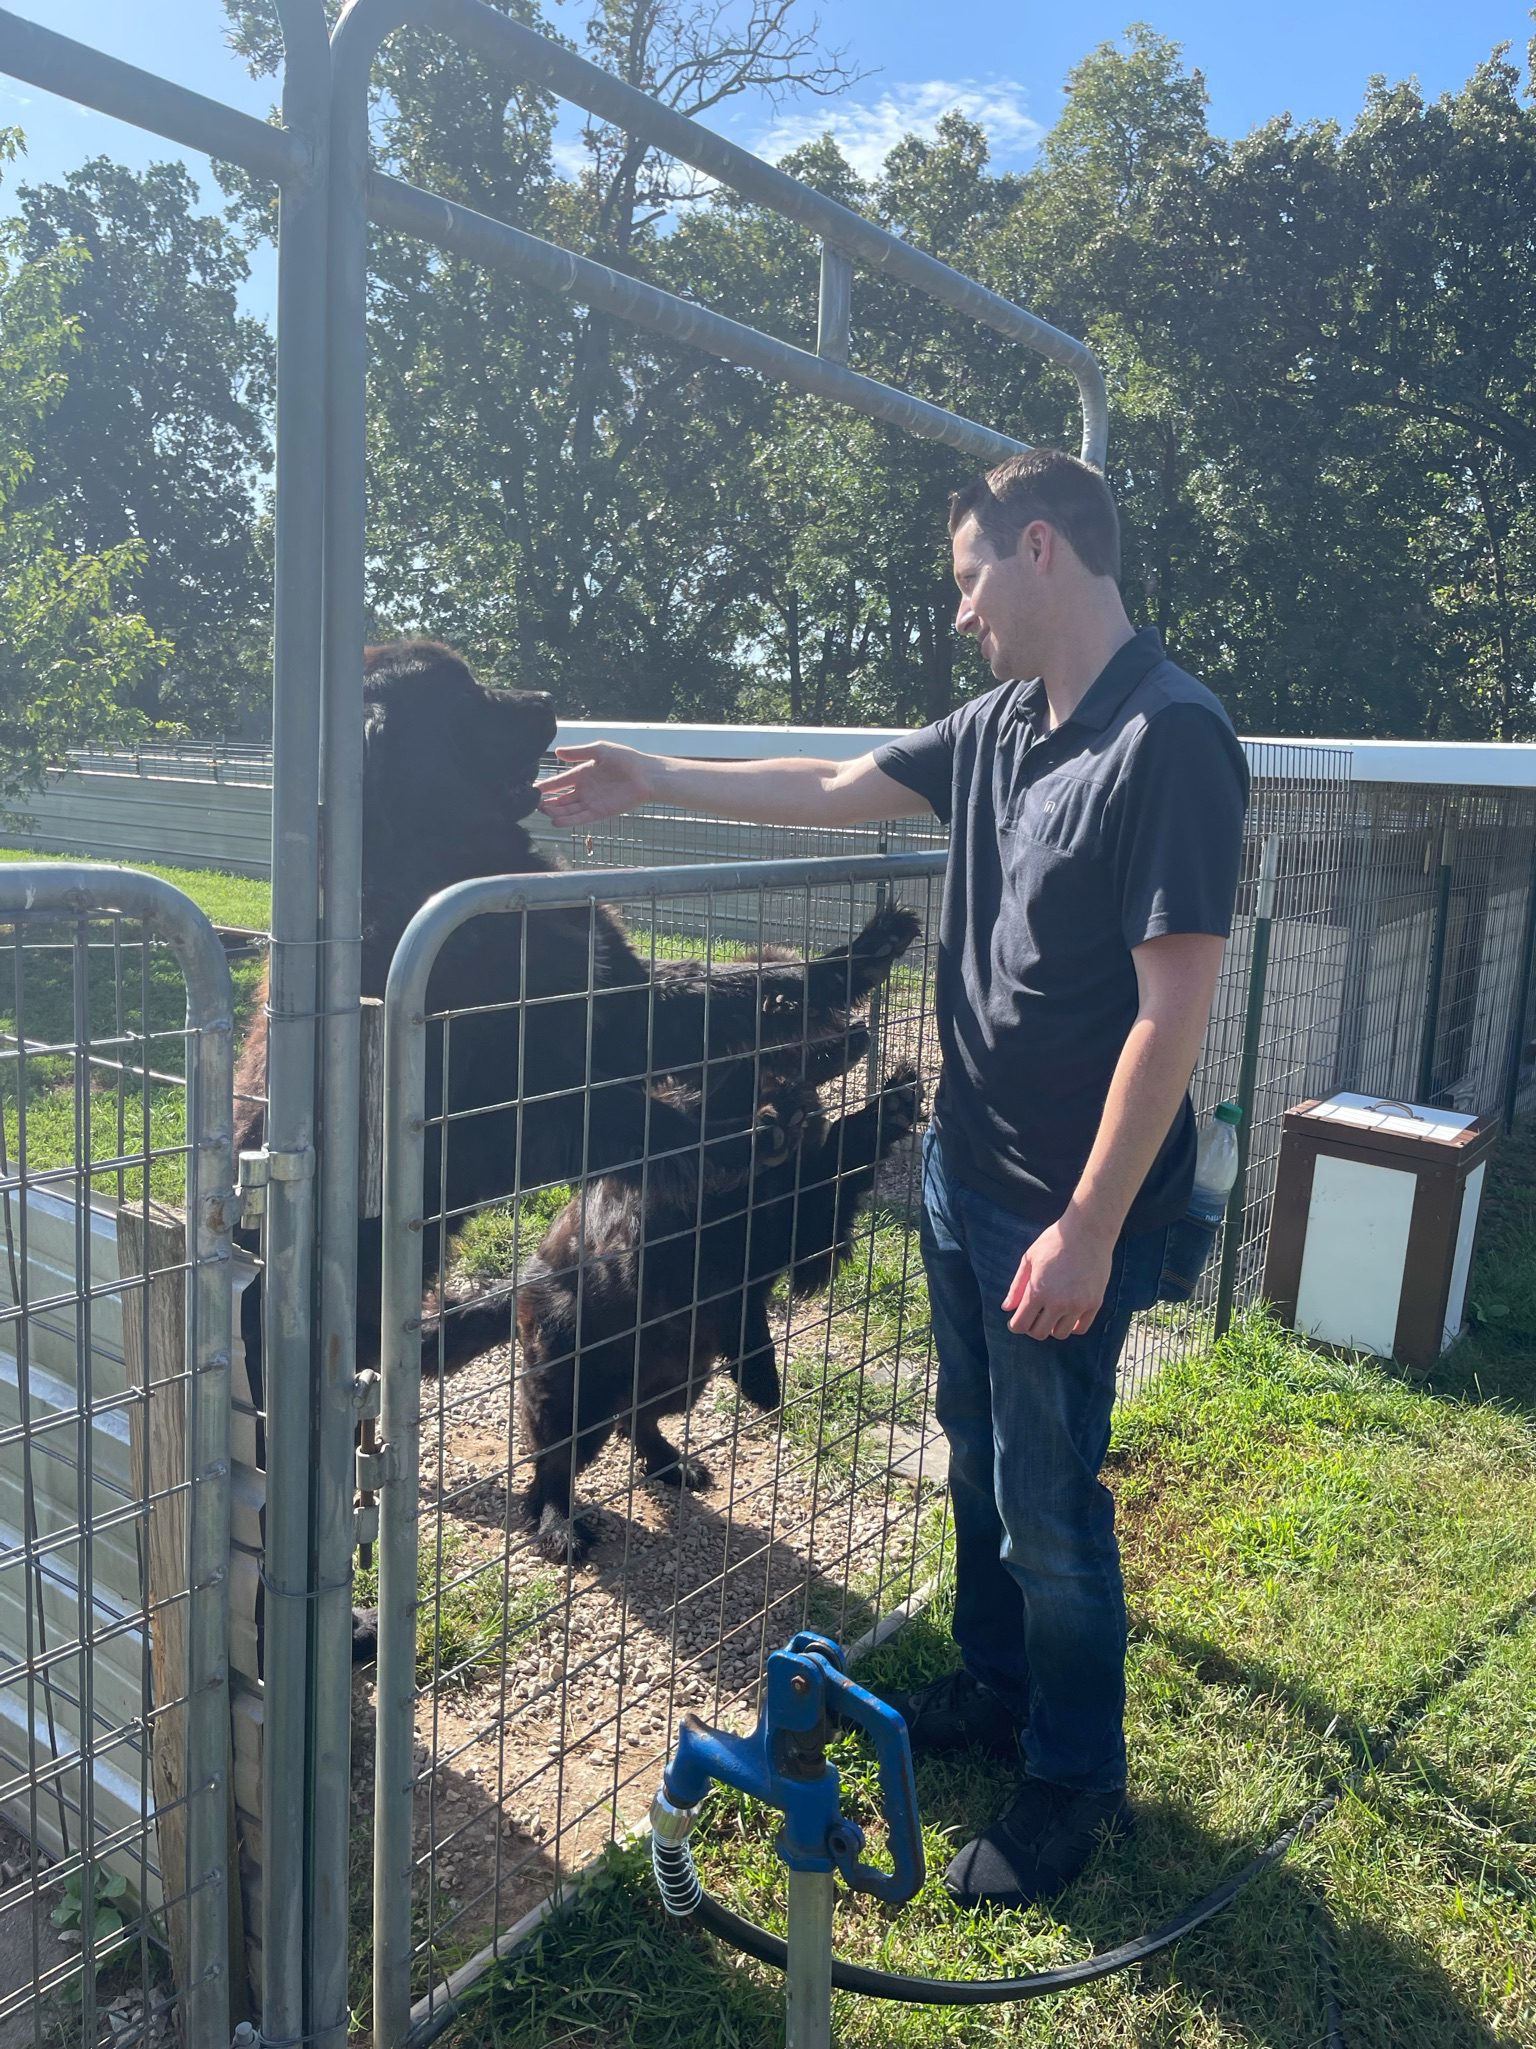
447, 1790, 1518, 2049
1139, 1582, 1536, 1759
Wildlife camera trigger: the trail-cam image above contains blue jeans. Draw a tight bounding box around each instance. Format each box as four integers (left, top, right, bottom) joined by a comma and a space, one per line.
919, 1127, 1166, 1793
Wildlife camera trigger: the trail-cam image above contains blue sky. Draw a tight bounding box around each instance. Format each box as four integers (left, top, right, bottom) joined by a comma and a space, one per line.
4, 0, 1533, 322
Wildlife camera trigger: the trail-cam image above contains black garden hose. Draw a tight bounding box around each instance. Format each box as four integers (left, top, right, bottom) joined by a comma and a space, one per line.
655, 1588, 1536, 2007
655, 1788, 1337, 2005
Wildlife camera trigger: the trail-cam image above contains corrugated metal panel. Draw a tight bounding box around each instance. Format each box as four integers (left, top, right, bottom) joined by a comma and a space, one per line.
0, 1187, 259, 1900
4, 770, 275, 877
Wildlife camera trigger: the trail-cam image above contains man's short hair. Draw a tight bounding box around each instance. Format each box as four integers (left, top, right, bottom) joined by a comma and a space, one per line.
949, 449, 1121, 582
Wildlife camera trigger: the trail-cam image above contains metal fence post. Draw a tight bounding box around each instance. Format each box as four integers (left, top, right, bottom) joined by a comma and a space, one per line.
372, 904, 435, 2049
1502, 834, 1536, 1131
1214, 836, 1280, 1339
303, 3, 388, 2037
1416, 812, 1457, 1104
258, 10, 333, 2048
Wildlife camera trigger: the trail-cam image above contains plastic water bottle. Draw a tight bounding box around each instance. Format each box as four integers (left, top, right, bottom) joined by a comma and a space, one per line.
1156, 1102, 1243, 1303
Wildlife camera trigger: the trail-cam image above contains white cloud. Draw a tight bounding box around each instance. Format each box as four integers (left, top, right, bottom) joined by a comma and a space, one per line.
750, 78, 1044, 180
551, 132, 590, 180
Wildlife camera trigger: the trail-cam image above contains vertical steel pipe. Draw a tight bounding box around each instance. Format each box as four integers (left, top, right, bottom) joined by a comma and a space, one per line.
182, 898, 238, 2048
260, 8, 332, 2045
1416, 814, 1457, 1105
374, 910, 435, 2049
784, 1869, 835, 2049
1503, 835, 1536, 1131
313, 9, 409, 2041
816, 243, 852, 364
1214, 835, 1280, 1339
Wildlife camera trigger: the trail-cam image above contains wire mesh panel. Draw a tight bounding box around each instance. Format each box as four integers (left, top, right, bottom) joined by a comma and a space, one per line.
372, 855, 948, 2045
0, 868, 236, 2048
1115, 744, 1358, 1391
1332, 786, 1536, 1121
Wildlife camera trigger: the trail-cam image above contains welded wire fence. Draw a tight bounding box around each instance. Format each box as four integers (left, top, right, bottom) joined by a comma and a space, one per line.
1333, 785, 1536, 1121
0, 871, 238, 2048
372, 856, 949, 2044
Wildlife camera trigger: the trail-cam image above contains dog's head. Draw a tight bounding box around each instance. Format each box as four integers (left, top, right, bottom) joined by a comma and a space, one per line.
359, 640, 559, 916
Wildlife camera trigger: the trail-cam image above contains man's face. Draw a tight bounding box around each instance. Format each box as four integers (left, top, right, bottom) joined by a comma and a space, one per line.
951, 515, 1039, 681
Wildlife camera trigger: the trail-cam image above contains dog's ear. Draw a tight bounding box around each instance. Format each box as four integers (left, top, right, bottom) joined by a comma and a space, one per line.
363, 639, 484, 712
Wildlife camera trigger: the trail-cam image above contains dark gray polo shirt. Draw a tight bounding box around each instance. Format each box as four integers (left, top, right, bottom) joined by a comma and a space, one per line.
874, 628, 1249, 1234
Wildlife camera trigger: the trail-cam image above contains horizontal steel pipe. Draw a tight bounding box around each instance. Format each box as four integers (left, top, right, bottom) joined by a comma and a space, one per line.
421, 0, 1107, 464
0, 9, 308, 186
385, 850, 950, 1020
369, 174, 1026, 464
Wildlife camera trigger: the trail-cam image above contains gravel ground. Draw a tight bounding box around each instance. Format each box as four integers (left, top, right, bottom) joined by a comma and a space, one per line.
356, 1198, 947, 2004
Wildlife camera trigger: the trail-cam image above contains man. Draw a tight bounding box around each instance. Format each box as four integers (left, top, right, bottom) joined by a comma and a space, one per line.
537, 448, 1249, 1909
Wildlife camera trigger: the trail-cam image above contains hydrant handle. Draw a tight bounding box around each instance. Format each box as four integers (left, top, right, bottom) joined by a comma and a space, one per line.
797, 1647, 925, 1905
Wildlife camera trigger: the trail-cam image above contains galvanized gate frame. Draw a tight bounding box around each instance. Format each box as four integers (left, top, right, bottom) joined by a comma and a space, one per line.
376, 851, 949, 2047
0, 6, 1105, 2043
0, 862, 236, 2043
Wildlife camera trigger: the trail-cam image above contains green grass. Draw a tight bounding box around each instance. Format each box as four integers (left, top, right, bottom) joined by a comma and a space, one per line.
0, 845, 272, 933
354, 1530, 560, 1692
1, 862, 266, 1202
454, 1181, 575, 1281
779, 1207, 932, 1479
428, 1135, 1536, 2048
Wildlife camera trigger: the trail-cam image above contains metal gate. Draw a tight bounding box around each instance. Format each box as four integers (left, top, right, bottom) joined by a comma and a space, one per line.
0, 5, 1106, 2044
0, 864, 236, 2045
373, 852, 950, 2044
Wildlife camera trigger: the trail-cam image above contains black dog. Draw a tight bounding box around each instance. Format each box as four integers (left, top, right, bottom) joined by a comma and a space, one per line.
513, 1037, 923, 1564
230, 641, 921, 1649
235, 639, 924, 1379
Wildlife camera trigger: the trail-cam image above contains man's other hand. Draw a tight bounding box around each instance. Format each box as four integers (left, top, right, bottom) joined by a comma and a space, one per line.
1002, 1218, 1114, 1341
537, 741, 657, 826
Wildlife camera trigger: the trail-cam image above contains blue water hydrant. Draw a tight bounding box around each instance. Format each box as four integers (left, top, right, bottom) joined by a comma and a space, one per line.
649, 1630, 923, 2048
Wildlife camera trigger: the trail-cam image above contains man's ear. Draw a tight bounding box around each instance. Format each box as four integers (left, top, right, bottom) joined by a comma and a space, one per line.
1023, 519, 1053, 569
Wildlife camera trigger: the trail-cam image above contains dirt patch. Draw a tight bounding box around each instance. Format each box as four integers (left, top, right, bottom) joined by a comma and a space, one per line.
359, 1303, 946, 2007
0, 1822, 65, 2048
0, 1822, 176, 2049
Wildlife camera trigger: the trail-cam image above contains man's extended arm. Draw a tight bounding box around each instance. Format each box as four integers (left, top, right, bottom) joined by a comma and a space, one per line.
536, 740, 933, 830
1002, 932, 1226, 1340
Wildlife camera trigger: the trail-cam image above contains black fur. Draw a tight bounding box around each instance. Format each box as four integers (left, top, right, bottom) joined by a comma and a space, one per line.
230, 641, 923, 1653
514, 1057, 923, 1566
235, 639, 924, 1378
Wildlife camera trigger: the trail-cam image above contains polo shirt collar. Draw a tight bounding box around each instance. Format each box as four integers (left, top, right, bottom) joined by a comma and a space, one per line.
1066, 626, 1167, 731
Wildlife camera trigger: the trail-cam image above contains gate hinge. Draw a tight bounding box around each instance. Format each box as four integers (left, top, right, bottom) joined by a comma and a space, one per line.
355, 1441, 398, 1492
235, 1144, 315, 1224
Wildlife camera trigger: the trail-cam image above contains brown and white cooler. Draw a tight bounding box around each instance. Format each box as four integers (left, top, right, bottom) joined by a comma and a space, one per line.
1261, 1091, 1498, 1373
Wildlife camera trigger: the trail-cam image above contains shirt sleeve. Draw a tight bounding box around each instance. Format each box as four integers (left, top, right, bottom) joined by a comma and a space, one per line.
1111, 703, 1250, 949
872, 715, 960, 825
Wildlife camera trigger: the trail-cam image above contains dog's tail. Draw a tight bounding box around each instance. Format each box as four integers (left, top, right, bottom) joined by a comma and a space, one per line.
419, 1285, 519, 1375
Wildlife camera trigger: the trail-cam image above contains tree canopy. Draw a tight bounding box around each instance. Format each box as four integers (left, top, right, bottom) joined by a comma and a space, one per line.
0, 134, 163, 806
4, 8, 1534, 767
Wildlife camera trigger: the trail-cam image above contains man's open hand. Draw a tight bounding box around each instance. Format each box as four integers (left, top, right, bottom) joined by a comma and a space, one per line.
1002, 1217, 1115, 1341
537, 741, 656, 827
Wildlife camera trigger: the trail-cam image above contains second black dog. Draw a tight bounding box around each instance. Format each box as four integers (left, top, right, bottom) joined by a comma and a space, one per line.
514, 1058, 923, 1563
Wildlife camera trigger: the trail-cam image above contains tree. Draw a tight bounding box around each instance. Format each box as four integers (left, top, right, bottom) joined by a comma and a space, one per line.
0, 135, 163, 805
216, 5, 1536, 739
13, 158, 274, 732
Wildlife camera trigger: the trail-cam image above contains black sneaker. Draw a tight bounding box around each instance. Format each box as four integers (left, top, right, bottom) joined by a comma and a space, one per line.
944, 1777, 1132, 1909
878, 1667, 1022, 1758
